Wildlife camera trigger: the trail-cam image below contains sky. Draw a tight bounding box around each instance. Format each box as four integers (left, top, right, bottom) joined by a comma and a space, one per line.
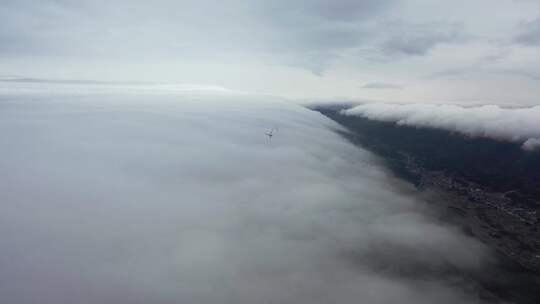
1, 0, 540, 104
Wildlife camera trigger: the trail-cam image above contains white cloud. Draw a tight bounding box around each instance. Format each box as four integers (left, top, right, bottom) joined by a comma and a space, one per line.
523, 138, 540, 151
343, 103, 540, 150
0, 87, 491, 303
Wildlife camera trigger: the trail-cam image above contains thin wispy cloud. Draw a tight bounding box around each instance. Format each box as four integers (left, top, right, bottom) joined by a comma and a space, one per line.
361, 82, 403, 90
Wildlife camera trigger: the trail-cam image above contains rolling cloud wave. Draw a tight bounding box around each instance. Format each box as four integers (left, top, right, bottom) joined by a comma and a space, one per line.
343, 103, 540, 151
0, 89, 494, 303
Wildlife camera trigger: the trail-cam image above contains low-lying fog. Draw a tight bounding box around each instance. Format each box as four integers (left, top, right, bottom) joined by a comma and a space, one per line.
0, 89, 491, 303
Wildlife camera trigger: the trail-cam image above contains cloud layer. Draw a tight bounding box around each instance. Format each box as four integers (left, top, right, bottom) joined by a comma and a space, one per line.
343, 103, 540, 150
0, 87, 491, 303
1, 0, 460, 74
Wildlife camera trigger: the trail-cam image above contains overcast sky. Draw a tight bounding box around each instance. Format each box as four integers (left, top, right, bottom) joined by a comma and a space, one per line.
1, 0, 540, 104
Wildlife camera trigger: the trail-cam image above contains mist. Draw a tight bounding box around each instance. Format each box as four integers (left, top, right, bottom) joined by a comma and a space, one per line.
0, 87, 492, 303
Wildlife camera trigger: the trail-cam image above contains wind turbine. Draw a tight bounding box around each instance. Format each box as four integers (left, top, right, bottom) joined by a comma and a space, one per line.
265, 127, 278, 141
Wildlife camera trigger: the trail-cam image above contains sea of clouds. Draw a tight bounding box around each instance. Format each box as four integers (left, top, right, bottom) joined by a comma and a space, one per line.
0, 87, 492, 304
342, 103, 540, 151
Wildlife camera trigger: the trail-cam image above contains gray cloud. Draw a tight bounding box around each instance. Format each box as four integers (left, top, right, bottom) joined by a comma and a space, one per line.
262, 0, 394, 23
0, 0, 468, 75
0, 86, 492, 303
361, 82, 403, 89
1, 1, 380, 60
514, 17, 540, 46
343, 103, 540, 150
378, 21, 467, 57
427, 67, 540, 81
